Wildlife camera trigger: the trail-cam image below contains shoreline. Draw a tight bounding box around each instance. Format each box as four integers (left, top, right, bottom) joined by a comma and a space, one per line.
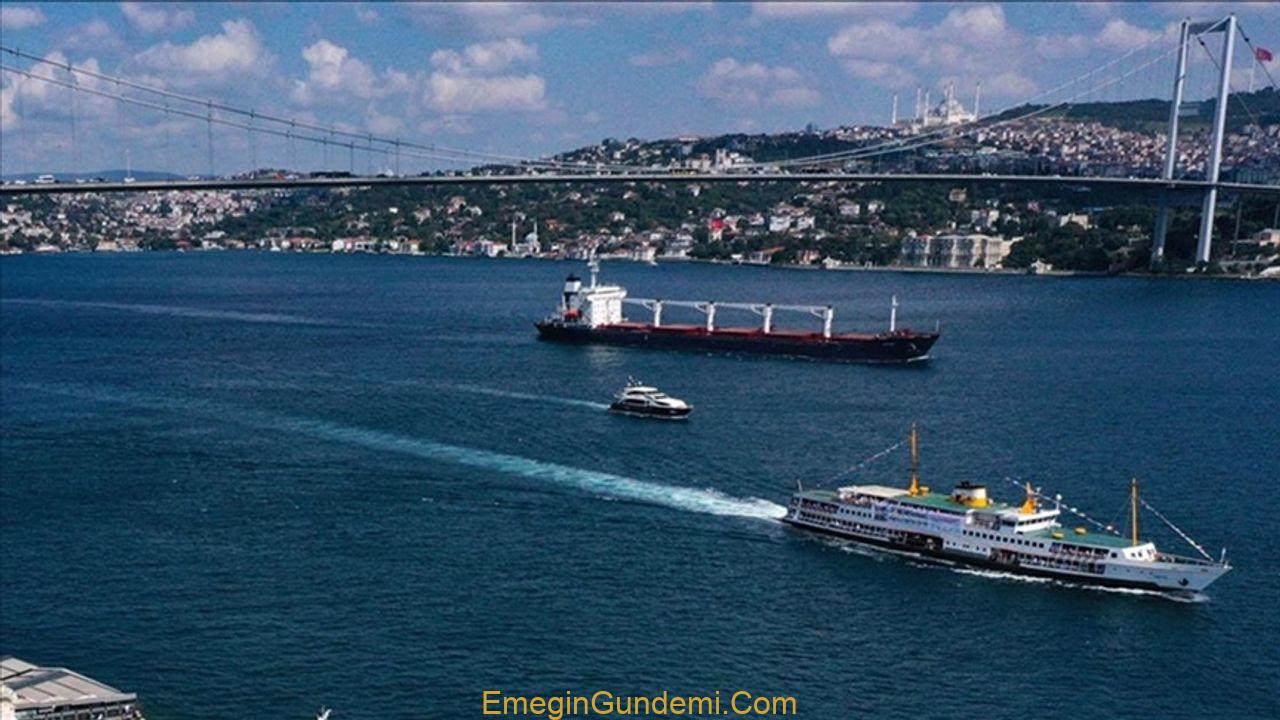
2, 248, 1275, 281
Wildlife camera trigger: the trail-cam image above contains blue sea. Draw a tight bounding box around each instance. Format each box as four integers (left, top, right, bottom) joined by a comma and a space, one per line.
2, 254, 1277, 720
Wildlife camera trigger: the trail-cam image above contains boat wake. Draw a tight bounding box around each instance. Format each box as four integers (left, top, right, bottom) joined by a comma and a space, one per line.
23, 383, 784, 521
2, 298, 354, 327
446, 384, 611, 411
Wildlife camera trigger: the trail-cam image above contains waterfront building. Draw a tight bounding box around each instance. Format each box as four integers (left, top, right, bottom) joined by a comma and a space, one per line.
898, 234, 1014, 269
0, 657, 143, 720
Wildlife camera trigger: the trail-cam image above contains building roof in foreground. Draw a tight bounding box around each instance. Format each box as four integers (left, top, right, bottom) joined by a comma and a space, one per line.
0, 656, 137, 710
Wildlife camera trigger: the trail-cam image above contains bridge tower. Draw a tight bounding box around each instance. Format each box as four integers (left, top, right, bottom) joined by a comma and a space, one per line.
1151, 15, 1237, 267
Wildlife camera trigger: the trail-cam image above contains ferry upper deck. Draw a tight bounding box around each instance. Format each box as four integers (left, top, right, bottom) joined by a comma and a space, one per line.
792, 486, 1142, 554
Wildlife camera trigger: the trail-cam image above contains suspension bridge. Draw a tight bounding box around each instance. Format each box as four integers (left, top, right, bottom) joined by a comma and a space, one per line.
1, 13, 1277, 265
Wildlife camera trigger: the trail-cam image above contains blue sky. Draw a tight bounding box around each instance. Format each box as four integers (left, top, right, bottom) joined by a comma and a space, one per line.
1, 2, 1277, 175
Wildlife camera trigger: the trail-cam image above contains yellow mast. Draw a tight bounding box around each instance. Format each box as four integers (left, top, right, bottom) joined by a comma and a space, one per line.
1130, 477, 1140, 546
907, 423, 920, 496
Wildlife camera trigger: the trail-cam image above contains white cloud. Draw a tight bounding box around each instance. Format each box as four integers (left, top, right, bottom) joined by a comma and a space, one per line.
288, 40, 384, 106
697, 58, 821, 108
355, 5, 379, 24
430, 39, 537, 74
62, 19, 126, 52
1, 84, 17, 132
753, 2, 916, 19
425, 72, 546, 113
0, 5, 45, 30
827, 5, 1039, 100
120, 2, 195, 33
827, 21, 922, 60
1033, 34, 1092, 59
938, 4, 1007, 43
407, 2, 586, 37
1096, 19, 1162, 50
841, 60, 917, 88
3, 51, 116, 129
135, 19, 267, 84
421, 39, 547, 113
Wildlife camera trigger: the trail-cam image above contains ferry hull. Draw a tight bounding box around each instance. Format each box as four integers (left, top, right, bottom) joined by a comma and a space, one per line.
536, 322, 938, 363
782, 516, 1227, 593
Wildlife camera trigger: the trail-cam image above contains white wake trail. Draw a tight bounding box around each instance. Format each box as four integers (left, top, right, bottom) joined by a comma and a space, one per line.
3, 298, 351, 327
26, 384, 785, 521
448, 384, 611, 411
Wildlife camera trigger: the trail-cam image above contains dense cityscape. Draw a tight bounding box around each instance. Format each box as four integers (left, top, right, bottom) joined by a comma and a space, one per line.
3, 85, 1279, 279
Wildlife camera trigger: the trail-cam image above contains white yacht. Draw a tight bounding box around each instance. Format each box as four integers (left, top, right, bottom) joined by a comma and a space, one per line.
609, 380, 692, 420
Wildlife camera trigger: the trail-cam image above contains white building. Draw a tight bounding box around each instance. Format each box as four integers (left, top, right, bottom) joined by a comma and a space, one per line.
899, 233, 1014, 269
2, 656, 142, 720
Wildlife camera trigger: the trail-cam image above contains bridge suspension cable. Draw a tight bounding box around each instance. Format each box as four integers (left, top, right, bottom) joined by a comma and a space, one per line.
1193, 32, 1264, 128
0, 44, 644, 174
0, 63, 496, 169
755, 38, 1185, 171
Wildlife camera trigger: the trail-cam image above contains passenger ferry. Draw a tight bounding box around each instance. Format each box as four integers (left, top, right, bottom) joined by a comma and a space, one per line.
783, 425, 1231, 593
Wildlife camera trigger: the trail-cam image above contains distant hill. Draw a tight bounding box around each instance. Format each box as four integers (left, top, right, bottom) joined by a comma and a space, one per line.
0, 169, 188, 182
992, 88, 1279, 132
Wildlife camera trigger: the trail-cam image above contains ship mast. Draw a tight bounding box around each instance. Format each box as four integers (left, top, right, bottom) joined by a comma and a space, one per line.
907, 422, 921, 496
1130, 477, 1140, 546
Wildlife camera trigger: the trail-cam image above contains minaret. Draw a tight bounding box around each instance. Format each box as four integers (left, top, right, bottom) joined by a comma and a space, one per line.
891, 93, 898, 126
915, 87, 923, 121
973, 82, 981, 118
924, 90, 931, 121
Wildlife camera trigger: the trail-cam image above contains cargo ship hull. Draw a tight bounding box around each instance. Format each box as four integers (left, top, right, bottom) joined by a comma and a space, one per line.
536, 322, 938, 363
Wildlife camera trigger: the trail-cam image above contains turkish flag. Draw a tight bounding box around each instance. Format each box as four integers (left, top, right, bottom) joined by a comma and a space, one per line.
1257, 47, 1274, 63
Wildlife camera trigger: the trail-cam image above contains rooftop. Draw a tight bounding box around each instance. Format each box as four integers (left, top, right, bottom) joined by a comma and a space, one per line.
0, 656, 137, 711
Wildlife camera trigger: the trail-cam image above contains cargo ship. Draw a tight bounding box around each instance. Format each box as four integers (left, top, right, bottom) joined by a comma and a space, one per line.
535, 261, 939, 363
783, 425, 1231, 593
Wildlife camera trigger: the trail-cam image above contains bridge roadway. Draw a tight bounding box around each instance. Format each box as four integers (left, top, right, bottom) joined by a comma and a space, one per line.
3, 172, 1278, 197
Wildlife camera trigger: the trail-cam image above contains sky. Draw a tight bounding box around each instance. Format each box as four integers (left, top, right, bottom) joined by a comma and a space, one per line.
1, 1, 1277, 176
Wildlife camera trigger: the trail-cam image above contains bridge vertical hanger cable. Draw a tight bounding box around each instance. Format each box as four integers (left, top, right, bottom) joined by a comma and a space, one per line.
248, 110, 258, 173
16, 67, 30, 177
206, 99, 214, 178
67, 62, 80, 174
115, 79, 125, 175
162, 98, 171, 176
